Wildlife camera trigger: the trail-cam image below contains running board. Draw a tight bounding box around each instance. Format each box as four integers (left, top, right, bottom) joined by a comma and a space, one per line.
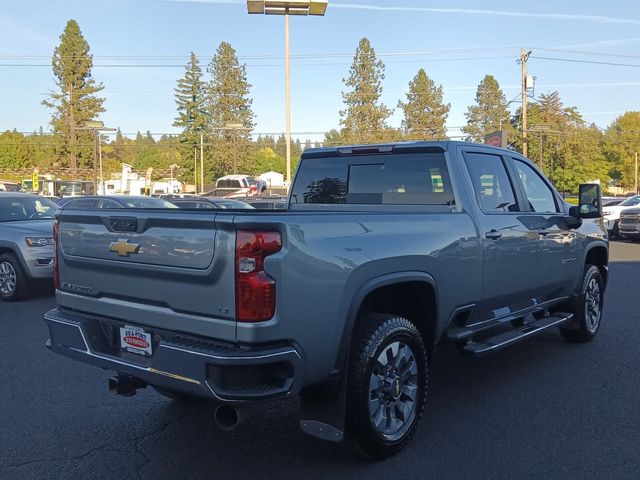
463, 313, 573, 356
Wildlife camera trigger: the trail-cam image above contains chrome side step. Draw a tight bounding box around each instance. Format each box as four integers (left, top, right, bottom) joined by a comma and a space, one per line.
462, 313, 573, 356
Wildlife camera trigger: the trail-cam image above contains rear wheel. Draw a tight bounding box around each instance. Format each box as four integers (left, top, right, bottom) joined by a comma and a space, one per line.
0, 253, 27, 301
560, 264, 604, 343
346, 314, 428, 459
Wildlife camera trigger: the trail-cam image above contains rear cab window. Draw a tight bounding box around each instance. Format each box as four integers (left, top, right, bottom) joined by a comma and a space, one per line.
290, 152, 455, 207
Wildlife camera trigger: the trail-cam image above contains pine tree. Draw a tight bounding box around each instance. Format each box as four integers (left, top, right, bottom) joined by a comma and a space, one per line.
538, 91, 565, 123
340, 38, 391, 144
398, 68, 450, 140
462, 75, 510, 142
206, 42, 254, 178
42, 19, 105, 170
173, 52, 206, 180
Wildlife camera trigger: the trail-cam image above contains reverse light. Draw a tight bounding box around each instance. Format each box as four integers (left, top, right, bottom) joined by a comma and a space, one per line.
235, 230, 282, 322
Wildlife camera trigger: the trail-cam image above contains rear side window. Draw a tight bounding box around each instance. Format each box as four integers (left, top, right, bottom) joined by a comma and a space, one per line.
217, 179, 242, 189
464, 153, 519, 213
290, 153, 454, 206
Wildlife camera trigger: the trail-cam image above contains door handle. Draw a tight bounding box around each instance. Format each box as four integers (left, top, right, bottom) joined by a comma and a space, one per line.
485, 230, 502, 240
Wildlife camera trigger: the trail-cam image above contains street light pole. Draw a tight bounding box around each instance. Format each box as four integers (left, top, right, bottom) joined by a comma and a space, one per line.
200, 133, 205, 193
77, 121, 116, 195
247, 1, 328, 185
284, 14, 291, 184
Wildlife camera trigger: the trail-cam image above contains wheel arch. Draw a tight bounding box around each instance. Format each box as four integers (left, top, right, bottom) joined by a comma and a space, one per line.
335, 272, 438, 376
584, 242, 608, 288
0, 241, 28, 272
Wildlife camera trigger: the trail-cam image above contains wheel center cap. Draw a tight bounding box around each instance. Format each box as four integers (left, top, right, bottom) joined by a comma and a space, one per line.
391, 378, 402, 399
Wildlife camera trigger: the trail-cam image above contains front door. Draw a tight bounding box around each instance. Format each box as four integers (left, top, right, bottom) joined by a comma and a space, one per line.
462, 151, 539, 324
509, 157, 579, 301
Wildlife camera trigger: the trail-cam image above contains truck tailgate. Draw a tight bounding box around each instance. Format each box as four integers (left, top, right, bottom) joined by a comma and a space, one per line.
56, 210, 237, 341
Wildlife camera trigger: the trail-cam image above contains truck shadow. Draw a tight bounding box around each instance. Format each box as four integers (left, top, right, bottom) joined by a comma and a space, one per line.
136, 329, 599, 477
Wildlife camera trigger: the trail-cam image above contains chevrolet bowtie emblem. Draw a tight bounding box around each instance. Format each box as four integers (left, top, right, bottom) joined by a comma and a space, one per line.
109, 239, 140, 257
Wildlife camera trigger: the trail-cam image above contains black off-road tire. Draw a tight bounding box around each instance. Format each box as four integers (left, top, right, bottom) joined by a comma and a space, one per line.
0, 253, 28, 301
560, 264, 605, 343
346, 314, 428, 459
611, 221, 619, 240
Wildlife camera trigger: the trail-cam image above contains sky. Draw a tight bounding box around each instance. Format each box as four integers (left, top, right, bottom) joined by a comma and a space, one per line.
1, 0, 639, 143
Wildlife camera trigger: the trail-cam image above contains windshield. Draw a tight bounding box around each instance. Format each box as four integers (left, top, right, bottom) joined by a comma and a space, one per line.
620, 195, 640, 207
0, 196, 57, 222
122, 197, 178, 208
57, 181, 95, 196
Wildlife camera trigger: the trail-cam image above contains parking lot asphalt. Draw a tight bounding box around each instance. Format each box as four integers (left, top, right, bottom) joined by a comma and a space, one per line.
1, 241, 639, 480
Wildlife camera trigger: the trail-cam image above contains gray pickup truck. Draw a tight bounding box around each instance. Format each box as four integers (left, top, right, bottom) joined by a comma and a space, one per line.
44, 141, 608, 458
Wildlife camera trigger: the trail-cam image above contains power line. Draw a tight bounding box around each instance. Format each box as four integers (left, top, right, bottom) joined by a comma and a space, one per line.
533, 47, 640, 60
0, 55, 515, 69
0, 46, 518, 61
531, 56, 640, 68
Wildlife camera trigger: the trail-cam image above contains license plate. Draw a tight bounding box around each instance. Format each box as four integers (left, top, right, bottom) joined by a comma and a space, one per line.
120, 325, 152, 357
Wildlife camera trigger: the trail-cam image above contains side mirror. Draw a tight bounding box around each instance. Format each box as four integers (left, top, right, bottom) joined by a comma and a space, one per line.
567, 206, 583, 229
577, 183, 602, 219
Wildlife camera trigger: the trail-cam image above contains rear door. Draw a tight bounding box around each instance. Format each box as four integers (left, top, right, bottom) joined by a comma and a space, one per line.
56, 209, 238, 340
462, 150, 539, 322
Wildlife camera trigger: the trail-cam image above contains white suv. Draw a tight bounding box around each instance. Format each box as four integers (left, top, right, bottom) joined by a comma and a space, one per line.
603, 195, 640, 237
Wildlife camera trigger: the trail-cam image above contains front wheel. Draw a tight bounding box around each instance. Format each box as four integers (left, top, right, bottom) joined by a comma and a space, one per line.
0, 253, 27, 301
560, 264, 604, 343
346, 314, 428, 459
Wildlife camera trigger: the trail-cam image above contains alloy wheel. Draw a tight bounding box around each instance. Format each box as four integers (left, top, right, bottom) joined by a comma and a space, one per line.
368, 341, 419, 440
0, 261, 17, 296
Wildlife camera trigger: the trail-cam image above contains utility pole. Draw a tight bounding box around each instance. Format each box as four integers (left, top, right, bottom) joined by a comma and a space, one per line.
635, 151, 638, 195
200, 133, 204, 193
520, 49, 532, 157
194, 145, 198, 194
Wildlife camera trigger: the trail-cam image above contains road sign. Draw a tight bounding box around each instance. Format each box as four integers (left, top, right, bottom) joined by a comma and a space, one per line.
32, 169, 39, 192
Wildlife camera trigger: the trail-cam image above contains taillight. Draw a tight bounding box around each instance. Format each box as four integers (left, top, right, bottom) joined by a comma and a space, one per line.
235, 230, 282, 322
52, 221, 59, 290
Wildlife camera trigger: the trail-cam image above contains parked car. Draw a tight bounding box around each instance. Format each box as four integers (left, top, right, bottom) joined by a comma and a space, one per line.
618, 207, 640, 241
0, 192, 57, 300
170, 197, 254, 209
45, 141, 608, 458
239, 195, 288, 209
58, 195, 178, 209
206, 174, 260, 198
158, 193, 197, 200
602, 195, 640, 237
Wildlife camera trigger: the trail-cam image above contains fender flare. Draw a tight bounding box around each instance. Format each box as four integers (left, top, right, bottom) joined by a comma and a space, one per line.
0, 241, 29, 272
582, 240, 609, 288
333, 271, 438, 376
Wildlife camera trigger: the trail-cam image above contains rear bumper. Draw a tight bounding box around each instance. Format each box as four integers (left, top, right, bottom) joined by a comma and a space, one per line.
44, 308, 303, 403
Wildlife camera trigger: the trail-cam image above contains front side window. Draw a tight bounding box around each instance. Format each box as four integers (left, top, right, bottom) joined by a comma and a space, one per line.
465, 153, 519, 213
512, 159, 559, 213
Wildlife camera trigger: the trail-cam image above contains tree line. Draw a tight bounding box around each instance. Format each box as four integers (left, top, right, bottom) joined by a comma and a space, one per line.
0, 19, 638, 193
